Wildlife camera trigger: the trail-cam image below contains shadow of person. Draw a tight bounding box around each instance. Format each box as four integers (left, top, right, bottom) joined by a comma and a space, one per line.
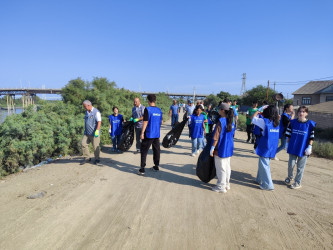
104, 159, 213, 191
230, 170, 258, 189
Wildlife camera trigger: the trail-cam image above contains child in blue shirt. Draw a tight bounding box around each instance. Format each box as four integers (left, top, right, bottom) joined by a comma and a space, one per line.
189, 105, 207, 156
210, 103, 235, 193
109, 106, 124, 152
284, 106, 315, 189
251, 105, 280, 191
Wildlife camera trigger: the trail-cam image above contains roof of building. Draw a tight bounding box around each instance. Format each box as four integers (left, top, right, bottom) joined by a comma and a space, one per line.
292, 80, 333, 95
308, 101, 333, 114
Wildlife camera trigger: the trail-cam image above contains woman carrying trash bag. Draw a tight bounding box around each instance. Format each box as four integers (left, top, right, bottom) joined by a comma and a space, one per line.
209, 103, 235, 193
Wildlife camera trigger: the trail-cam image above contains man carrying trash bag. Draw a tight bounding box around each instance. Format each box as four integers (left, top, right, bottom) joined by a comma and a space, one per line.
138, 94, 163, 176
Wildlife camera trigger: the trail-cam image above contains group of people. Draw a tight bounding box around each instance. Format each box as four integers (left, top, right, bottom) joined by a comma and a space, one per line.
80, 96, 315, 193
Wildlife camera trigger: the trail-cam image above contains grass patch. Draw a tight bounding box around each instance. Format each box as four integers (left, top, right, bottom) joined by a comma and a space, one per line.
312, 141, 333, 160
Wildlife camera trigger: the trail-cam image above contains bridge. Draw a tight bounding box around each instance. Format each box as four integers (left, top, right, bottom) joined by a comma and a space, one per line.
0, 88, 209, 112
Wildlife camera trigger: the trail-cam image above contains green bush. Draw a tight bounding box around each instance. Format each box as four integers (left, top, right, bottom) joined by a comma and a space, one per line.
0, 103, 84, 175
237, 114, 247, 131
312, 141, 333, 160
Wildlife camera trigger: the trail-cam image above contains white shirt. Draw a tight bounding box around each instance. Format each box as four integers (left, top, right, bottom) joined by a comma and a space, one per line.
88, 107, 102, 122
252, 116, 266, 135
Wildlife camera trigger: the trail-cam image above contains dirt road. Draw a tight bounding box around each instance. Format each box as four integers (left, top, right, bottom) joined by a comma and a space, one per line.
0, 117, 332, 249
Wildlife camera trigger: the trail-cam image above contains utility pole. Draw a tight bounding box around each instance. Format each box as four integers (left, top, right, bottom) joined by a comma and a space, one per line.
273, 81, 276, 91
266, 80, 270, 100
240, 73, 246, 96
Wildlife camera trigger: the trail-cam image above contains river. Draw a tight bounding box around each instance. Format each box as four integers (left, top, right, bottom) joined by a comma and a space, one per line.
0, 108, 23, 124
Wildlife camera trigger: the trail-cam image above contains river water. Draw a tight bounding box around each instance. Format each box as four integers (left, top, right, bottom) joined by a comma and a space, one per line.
0, 108, 23, 124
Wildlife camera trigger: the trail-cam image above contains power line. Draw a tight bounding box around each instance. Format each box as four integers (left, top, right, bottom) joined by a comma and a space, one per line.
275, 75, 333, 85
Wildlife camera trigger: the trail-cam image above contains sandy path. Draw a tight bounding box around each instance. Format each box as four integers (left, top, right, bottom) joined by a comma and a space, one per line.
0, 114, 332, 249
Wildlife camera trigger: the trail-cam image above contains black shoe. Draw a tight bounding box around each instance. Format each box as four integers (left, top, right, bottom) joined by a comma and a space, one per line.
137, 168, 145, 176
94, 159, 100, 165
151, 166, 159, 172
80, 158, 91, 165
246, 139, 250, 143
134, 150, 140, 154
251, 140, 255, 144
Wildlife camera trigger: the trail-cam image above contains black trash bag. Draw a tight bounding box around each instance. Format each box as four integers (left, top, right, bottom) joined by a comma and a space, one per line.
162, 118, 188, 148
209, 110, 220, 124
118, 121, 135, 152
196, 133, 216, 183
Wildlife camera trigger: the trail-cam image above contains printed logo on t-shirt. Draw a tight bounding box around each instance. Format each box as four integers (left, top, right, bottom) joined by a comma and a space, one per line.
270, 129, 279, 133
292, 129, 307, 136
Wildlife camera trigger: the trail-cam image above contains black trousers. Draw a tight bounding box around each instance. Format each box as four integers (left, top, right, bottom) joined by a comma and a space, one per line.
246, 124, 254, 141
140, 137, 160, 168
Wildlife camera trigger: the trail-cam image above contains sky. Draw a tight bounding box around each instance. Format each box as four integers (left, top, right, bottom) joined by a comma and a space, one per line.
0, 0, 332, 99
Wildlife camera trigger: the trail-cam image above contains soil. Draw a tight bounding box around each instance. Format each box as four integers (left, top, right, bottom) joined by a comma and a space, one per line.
0, 117, 332, 249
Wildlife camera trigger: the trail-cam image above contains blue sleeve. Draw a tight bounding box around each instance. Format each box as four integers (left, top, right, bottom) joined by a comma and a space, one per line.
233, 107, 238, 116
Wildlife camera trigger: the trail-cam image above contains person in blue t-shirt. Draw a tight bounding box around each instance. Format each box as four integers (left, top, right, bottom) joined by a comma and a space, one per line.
189, 105, 207, 156
251, 105, 280, 191
284, 106, 315, 189
138, 94, 163, 176
109, 106, 124, 152
275, 104, 294, 160
210, 103, 235, 193
169, 99, 180, 128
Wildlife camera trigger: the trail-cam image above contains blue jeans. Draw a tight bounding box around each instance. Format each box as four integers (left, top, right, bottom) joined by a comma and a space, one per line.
256, 157, 274, 190
111, 134, 121, 150
276, 134, 287, 154
191, 137, 204, 154
288, 154, 308, 184
171, 114, 179, 128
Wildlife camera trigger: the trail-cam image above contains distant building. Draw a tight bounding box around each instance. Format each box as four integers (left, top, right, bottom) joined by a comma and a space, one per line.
292, 80, 333, 106
307, 102, 333, 129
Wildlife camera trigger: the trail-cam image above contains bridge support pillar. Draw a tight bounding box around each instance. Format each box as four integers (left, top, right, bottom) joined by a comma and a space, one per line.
6, 94, 15, 114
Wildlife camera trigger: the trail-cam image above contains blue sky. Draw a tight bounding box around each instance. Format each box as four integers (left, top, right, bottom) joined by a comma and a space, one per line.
0, 0, 332, 99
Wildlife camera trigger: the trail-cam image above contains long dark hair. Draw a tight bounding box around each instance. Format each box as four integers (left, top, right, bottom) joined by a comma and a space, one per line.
283, 104, 292, 112
262, 105, 279, 127
225, 108, 234, 132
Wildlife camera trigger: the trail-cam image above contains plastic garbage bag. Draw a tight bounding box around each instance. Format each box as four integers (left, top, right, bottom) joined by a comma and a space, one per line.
162, 118, 188, 148
196, 133, 216, 183
209, 110, 220, 124
119, 121, 135, 152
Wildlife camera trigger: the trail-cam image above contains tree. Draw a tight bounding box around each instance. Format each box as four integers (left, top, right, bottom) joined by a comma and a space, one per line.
241, 85, 277, 106
61, 78, 87, 106
204, 94, 222, 108
216, 91, 232, 101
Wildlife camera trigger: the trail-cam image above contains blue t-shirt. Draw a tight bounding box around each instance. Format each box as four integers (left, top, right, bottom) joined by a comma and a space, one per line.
170, 105, 179, 115
256, 118, 279, 158
190, 114, 205, 138
287, 119, 315, 157
109, 114, 123, 136
214, 117, 235, 158
145, 107, 163, 138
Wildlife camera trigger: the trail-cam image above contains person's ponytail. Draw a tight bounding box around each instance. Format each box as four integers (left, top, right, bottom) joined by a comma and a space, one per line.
226, 108, 234, 132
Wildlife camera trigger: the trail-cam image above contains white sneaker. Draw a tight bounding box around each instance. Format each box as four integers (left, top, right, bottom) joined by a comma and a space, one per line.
226, 185, 230, 190
191, 153, 196, 157
291, 182, 301, 189
212, 186, 227, 193
274, 157, 279, 161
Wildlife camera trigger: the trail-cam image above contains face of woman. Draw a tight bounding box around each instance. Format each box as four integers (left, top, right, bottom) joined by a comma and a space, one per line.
114, 108, 118, 115
288, 105, 294, 113
197, 109, 202, 115
298, 108, 307, 120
